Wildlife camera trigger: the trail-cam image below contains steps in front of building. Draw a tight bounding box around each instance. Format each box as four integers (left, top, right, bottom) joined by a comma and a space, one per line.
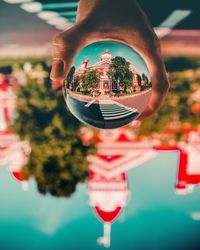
99, 100, 138, 120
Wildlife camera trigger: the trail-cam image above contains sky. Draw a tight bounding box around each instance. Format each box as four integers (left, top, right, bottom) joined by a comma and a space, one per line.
73, 41, 150, 77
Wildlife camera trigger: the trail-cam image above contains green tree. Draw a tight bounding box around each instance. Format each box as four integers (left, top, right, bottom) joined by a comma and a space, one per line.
73, 75, 81, 91
12, 79, 92, 197
66, 66, 75, 89
107, 56, 133, 91
81, 69, 100, 92
141, 73, 150, 90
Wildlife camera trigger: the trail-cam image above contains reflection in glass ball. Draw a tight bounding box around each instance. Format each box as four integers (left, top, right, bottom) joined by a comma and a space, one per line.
63, 41, 152, 129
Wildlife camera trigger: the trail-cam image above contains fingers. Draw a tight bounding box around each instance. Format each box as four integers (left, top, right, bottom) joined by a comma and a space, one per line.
51, 59, 65, 80
125, 23, 169, 121
50, 26, 84, 81
137, 39, 169, 120
138, 75, 169, 120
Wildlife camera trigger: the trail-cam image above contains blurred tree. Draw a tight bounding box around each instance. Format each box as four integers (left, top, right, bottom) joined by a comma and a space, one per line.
165, 57, 200, 72
12, 79, 92, 197
137, 65, 199, 140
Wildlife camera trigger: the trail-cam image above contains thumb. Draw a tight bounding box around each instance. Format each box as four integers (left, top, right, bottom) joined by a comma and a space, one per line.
51, 58, 65, 80
50, 26, 83, 81
138, 78, 169, 121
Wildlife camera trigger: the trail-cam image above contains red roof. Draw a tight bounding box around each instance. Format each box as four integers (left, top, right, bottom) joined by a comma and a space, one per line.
102, 51, 110, 55
89, 170, 126, 182
97, 155, 123, 162
153, 145, 179, 151
12, 171, 23, 181
12, 171, 29, 182
95, 206, 122, 223
115, 133, 141, 142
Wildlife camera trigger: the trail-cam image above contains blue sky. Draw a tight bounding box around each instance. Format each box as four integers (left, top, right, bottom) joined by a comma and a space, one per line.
73, 41, 150, 77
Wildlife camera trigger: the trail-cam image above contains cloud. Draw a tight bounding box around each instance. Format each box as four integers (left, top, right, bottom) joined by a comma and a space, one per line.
190, 211, 200, 221
36, 213, 64, 235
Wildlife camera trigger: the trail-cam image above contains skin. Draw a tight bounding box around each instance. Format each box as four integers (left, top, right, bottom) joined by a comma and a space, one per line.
50, 0, 169, 120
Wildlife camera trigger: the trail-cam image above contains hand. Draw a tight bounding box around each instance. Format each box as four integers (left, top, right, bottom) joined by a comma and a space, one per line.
50, 0, 169, 120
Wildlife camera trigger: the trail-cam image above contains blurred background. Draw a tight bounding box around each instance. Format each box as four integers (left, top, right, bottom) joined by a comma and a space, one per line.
0, 1, 200, 249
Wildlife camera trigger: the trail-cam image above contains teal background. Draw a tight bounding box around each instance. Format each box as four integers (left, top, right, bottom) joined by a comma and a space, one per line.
0, 152, 200, 250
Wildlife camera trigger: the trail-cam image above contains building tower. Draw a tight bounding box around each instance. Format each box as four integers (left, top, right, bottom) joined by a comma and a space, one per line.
88, 169, 129, 248
85, 128, 156, 248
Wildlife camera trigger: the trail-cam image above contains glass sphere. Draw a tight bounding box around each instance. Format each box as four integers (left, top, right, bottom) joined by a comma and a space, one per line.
63, 41, 152, 129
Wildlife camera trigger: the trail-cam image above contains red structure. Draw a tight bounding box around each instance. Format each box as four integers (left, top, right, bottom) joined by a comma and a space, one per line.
0, 73, 30, 190
154, 129, 200, 195
84, 126, 200, 247
12, 170, 30, 191
0, 132, 31, 190
176, 130, 200, 194
88, 169, 129, 247
0, 73, 16, 131
87, 128, 156, 178
85, 128, 156, 248
75, 50, 140, 93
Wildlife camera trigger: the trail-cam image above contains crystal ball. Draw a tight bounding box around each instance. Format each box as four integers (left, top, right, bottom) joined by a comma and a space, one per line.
63, 41, 152, 129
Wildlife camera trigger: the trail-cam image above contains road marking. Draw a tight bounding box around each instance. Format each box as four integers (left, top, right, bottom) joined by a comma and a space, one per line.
43, 2, 78, 9
103, 110, 133, 117
85, 99, 96, 107
59, 11, 77, 16
100, 106, 137, 112
99, 99, 138, 120
155, 10, 192, 38
160, 10, 192, 28
103, 111, 137, 120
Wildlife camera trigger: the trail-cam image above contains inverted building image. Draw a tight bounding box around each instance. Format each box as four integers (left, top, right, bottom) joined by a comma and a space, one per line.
0, 1, 200, 250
